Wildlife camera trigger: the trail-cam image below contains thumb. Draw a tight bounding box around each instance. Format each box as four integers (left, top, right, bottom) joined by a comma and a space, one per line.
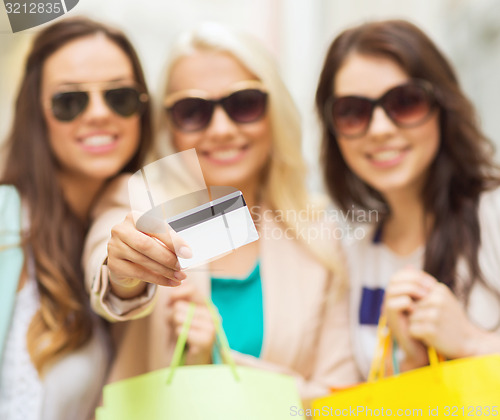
134, 211, 192, 259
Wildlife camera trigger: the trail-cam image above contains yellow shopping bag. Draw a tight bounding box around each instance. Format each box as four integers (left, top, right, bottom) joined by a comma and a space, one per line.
312, 316, 500, 418
96, 302, 304, 419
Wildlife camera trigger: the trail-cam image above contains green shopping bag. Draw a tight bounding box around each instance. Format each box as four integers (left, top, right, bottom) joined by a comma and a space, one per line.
96, 303, 304, 419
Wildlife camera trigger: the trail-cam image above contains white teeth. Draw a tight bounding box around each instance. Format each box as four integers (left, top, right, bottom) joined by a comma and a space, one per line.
371, 150, 402, 162
82, 135, 115, 146
209, 149, 241, 160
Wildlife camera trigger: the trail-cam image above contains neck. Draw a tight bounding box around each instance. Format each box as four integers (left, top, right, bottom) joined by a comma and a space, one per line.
58, 173, 106, 222
382, 188, 430, 256
234, 179, 261, 213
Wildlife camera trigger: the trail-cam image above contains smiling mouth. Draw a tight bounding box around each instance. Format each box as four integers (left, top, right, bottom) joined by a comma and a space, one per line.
80, 135, 117, 147
201, 145, 249, 163
369, 148, 407, 163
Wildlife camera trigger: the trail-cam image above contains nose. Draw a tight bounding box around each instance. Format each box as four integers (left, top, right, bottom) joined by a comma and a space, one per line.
81, 90, 112, 122
205, 104, 238, 141
367, 105, 396, 140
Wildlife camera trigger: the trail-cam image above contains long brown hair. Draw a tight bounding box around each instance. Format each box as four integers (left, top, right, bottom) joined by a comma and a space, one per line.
315, 20, 500, 300
1, 16, 152, 374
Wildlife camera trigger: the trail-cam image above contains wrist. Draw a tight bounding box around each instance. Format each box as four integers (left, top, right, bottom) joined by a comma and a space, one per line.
461, 327, 500, 358
400, 354, 428, 371
108, 269, 147, 299
184, 350, 212, 366
399, 343, 429, 371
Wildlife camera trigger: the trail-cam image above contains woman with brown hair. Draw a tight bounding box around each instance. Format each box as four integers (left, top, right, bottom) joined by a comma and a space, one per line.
315, 19, 500, 378
0, 16, 151, 419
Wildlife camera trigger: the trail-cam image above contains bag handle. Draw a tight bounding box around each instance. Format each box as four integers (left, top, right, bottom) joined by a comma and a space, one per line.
368, 314, 440, 382
166, 299, 239, 385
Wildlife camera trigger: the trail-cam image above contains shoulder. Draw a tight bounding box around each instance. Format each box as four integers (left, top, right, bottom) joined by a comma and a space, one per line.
478, 186, 500, 244
475, 186, 500, 287
0, 184, 20, 202
477, 186, 500, 248
90, 174, 131, 221
0, 185, 22, 219
478, 186, 500, 217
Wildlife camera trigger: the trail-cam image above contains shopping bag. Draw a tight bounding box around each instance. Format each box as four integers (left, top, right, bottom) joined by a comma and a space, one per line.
312, 315, 500, 418
96, 302, 304, 419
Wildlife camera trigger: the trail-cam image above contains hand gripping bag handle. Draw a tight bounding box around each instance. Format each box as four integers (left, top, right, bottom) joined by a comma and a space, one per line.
368, 314, 440, 382
166, 299, 239, 385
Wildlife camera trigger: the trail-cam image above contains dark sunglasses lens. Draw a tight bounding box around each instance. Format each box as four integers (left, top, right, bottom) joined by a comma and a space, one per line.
223, 89, 267, 123
52, 91, 88, 121
331, 97, 373, 137
384, 84, 433, 126
170, 98, 213, 131
105, 88, 142, 117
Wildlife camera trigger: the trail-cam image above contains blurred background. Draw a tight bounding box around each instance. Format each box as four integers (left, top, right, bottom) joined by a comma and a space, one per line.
1, 0, 499, 191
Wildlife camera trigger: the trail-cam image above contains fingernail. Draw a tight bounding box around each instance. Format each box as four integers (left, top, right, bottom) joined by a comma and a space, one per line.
174, 271, 185, 280
178, 246, 192, 259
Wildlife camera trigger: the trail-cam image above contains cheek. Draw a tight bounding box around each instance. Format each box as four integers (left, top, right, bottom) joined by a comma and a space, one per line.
412, 118, 441, 166
172, 131, 201, 152
245, 118, 272, 151
337, 140, 362, 171
125, 117, 141, 148
45, 114, 73, 156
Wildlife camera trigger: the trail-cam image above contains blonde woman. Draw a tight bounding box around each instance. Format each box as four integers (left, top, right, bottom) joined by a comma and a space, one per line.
84, 23, 360, 400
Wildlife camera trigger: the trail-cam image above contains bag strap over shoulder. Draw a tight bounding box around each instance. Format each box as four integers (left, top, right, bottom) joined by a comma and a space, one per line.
0, 186, 25, 370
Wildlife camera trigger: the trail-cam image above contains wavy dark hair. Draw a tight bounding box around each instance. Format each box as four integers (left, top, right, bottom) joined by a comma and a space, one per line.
315, 20, 500, 301
1, 16, 152, 373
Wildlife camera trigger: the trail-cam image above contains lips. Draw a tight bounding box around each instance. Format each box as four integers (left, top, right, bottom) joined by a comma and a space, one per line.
200, 144, 249, 164
78, 133, 119, 153
370, 149, 403, 162
81, 135, 116, 147
367, 147, 409, 167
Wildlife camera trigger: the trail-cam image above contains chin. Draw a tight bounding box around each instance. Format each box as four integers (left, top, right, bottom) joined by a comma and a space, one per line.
86, 167, 124, 182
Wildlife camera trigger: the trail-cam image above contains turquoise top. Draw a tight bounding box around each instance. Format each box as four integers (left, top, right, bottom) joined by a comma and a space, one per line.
211, 260, 264, 358
0, 186, 24, 379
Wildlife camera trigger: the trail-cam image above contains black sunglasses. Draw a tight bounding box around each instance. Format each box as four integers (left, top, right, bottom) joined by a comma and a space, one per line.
164, 81, 268, 132
325, 79, 437, 139
50, 84, 148, 122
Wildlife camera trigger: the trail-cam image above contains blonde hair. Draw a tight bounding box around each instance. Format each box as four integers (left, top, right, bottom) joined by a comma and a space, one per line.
157, 23, 344, 280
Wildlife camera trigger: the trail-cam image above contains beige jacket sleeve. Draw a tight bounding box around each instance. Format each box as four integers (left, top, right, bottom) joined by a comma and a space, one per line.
83, 175, 157, 322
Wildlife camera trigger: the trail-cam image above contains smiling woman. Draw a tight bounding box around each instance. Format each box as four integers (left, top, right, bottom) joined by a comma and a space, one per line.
332, 54, 440, 198
40, 34, 144, 187
166, 50, 273, 202
0, 16, 151, 420
315, 19, 500, 379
